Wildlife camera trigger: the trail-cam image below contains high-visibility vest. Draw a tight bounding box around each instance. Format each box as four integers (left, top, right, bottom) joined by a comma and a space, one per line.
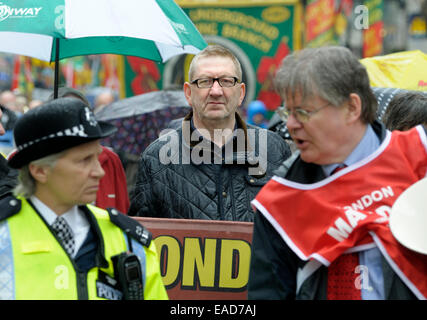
0, 197, 168, 300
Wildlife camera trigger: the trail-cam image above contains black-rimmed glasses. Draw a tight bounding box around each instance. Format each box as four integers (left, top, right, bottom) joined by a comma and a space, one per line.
191, 77, 239, 88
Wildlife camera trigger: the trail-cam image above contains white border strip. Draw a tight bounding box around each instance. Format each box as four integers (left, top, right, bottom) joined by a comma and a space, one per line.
369, 231, 426, 300
344, 242, 377, 254
310, 253, 330, 266
252, 199, 309, 261
252, 199, 331, 266
0, 32, 53, 62
416, 125, 427, 158
252, 198, 378, 267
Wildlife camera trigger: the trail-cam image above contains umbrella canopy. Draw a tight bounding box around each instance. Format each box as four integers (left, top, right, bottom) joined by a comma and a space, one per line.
0, 0, 207, 63
372, 87, 408, 121
95, 89, 189, 121
361, 50, 427, 92
95, 90, 190, 156
372, 87, 427, 121
0, 0, 207, 96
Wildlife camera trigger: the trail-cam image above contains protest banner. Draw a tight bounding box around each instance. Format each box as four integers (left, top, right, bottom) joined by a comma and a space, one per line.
135, 217, 254, 300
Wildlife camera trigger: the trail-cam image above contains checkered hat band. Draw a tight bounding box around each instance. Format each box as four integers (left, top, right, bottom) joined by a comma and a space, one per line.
17, 125, 88, 152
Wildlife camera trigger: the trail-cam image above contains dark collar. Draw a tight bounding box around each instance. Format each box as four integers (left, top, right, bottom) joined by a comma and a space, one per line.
280, 120, 387, 183
182, 110, 251, 152
78, 205, 109, 268
177, 111, 262, 173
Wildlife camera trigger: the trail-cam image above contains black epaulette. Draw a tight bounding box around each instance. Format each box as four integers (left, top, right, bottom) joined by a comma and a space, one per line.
0, 194, 21, 222
107, 208, 152, 247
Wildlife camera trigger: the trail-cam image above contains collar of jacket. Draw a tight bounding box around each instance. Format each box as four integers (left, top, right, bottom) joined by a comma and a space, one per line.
77, 205, 109, 268
274, 120, 388, 182
0, 155, 18, 199
180, 110, 261, 168
23, 198, 110, 269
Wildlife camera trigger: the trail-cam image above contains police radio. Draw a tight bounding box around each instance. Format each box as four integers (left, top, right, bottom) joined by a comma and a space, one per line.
111, 252, 144, 300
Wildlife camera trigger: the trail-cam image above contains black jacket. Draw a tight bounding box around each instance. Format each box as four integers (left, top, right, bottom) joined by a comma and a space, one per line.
0, 155, 17, 199
128, 112, 291, 221
248, 121, 418, 299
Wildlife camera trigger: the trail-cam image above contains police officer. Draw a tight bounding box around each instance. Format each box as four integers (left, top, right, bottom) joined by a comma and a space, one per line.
0, 98, 168, 300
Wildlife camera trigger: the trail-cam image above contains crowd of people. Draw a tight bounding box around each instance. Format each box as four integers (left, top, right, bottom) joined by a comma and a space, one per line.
0, 44, 426, 300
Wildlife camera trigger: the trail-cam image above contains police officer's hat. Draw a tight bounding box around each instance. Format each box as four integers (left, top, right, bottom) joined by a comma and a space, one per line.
8, 98, 116, 169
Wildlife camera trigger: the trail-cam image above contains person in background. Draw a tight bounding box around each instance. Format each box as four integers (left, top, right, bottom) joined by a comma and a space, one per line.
15, 94, 27, 114
246, 100, 268, 129
0, 105, 18, 197
248, 46, 427, 300
129, 45, 291, 220
1, 98, 167, 299
94, 89, 116, 114
28, 99, 44, 110
0, 90, 19, 116
0, 104, 18, 155
49, 87, 129, 213
382, 90, 427, 131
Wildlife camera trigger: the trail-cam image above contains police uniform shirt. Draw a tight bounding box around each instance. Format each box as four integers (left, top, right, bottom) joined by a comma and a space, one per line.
30, 196, 90, 258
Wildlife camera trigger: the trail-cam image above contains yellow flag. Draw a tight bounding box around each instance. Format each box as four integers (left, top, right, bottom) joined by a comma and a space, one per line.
360, 50, 427, 91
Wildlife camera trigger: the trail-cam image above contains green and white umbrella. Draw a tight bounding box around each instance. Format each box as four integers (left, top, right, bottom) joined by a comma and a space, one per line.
0, 0, 207, 95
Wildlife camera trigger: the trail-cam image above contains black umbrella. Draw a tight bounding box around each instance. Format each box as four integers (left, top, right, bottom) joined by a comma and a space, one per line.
95, 90, 190, 156
372, 87, 409, 121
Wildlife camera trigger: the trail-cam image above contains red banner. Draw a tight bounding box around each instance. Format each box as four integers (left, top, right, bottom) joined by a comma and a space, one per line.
362, 0, 384, 58
305, 0, 335, 43
363, 20, 384, 58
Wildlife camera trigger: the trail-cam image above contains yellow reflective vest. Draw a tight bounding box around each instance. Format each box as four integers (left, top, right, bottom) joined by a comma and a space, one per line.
0, 196, 168, 300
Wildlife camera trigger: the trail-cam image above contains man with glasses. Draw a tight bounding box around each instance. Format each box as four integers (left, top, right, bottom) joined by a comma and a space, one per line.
128, 45, 290, 221
248, 46, 427, 300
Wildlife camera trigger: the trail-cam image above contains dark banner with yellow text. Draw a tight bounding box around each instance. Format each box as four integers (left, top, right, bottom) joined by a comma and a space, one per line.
135, 217, 254, 300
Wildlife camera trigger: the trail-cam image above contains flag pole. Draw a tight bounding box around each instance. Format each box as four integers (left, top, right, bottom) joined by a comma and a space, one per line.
54, 38, 60, 99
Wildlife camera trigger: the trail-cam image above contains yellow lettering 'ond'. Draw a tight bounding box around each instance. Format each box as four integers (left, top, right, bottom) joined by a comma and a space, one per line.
154, 236, 181, 287
182, 238, 216, 288
219, 239, 251, 289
